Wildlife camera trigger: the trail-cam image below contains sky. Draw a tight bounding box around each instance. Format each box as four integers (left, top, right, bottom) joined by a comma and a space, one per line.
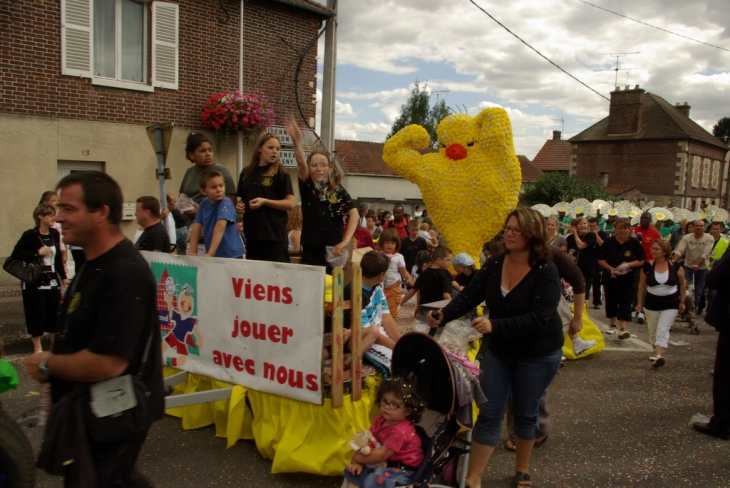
310, 0, 729, 159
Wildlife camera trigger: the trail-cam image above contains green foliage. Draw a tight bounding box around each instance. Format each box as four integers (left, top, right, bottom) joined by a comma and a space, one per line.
520, 172, 610, 206
712, 116, 730, 144
387, 84, 451, 148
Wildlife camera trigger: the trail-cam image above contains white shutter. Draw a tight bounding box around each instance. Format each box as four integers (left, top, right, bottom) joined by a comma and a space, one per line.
61, 0, 92, 77
152, 2, 179, 90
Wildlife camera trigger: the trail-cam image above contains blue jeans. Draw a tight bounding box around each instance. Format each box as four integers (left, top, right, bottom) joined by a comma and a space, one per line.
473, 349, 562, 446
684, 267, 707, 314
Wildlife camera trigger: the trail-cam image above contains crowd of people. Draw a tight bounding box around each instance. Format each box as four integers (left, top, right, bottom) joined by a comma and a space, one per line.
6, 124, 729, 487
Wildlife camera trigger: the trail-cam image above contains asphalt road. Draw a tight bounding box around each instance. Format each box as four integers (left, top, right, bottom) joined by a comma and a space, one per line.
1, 286, 728, 487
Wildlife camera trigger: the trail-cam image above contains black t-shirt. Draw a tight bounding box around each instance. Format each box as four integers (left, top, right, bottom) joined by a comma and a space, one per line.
401, 236, 428, 272
171, 208, 187, 229
51, 239, 164, 423
136, 221, 171, 253
455, 271, 474, 288
414, 267, 453, 304
237, 166, 293, 242
598, 236, 645, 282
566, 232, 597, 278
298, 179, 354, 247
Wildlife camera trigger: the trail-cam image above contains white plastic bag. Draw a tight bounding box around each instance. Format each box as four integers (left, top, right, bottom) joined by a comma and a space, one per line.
411, 320, 431, 335
177, 193, 196, 213
325, 246, 349, 269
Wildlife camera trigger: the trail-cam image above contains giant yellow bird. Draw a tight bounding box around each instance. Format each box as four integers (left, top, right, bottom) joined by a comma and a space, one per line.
382, 108, 521, 266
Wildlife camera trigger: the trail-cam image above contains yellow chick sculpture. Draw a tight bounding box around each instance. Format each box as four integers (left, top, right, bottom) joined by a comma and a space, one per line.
382, 108, 522, 266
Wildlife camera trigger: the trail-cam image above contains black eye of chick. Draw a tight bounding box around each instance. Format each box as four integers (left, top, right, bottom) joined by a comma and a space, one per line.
467, 141, 475, 147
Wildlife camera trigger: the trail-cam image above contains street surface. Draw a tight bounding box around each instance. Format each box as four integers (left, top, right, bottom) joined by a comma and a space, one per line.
1, 286, 728, 487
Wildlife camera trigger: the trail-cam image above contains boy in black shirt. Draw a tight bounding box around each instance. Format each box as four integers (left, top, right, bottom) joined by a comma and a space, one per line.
401, 219, 429, 274
401, 246, 453, 310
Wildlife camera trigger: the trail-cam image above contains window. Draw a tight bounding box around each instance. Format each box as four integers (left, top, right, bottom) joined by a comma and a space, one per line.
93, 0, 145, 83
61, 0, 179, 91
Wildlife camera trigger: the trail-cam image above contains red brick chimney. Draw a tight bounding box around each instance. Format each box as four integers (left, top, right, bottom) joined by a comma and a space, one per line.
608, 85, 645, 135
675, 102, 691, 118
552, 130, 561, 140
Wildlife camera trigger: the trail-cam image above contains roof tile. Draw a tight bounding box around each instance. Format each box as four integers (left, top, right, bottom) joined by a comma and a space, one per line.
570, 92, 728, 150
517, 155, 544, 182
531, 139, 572, 172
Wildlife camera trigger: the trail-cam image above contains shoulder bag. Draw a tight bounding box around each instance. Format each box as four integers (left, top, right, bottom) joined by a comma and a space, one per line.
3, 234, 47, 284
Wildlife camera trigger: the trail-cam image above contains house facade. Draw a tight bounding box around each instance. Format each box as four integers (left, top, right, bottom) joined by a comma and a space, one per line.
531, 131, 571, 174
570, 86, 729, 209
0, 0, 332, 281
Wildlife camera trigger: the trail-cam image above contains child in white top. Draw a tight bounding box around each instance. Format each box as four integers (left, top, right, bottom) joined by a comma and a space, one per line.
378, 229, 413, 318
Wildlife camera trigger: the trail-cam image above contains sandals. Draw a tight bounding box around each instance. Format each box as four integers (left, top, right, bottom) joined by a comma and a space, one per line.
513, 471, 532, 487
504, 439, 517, 452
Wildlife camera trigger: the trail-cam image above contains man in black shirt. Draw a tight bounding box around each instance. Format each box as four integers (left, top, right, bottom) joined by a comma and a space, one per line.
135, 195, 171, 253
27, 171, 164, 487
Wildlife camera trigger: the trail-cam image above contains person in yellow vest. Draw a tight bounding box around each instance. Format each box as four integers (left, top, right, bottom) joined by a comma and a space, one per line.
697, 221, 729, 315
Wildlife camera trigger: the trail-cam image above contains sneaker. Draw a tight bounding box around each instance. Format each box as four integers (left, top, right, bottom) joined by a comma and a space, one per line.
631, 311, 637, 318
618, 329, 631, 340
637, 312, 645, 324
649, 356, 657, 361
606, 325, 617, 335
652, 356, 666, 368
593, 303, 602, 309
573, 338, 596, 356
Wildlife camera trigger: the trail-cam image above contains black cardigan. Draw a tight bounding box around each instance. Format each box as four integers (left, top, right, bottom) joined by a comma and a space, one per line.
440, 253, 564, 359
11, 227, 67, 282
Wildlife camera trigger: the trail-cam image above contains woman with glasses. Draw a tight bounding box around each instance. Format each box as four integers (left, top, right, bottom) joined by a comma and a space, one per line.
427, 207, 562, 488
284, 118, 359, 271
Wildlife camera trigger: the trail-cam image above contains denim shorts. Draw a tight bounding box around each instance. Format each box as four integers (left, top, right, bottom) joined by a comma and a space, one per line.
473, 348, 562, 446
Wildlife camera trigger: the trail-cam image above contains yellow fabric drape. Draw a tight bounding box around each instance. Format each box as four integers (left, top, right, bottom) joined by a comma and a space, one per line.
562, 303, 605, 360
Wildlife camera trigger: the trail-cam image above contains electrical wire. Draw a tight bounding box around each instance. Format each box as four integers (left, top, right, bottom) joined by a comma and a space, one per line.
468, 0, 610, 102
577, 0, 729, 52
467, 0, 716, 140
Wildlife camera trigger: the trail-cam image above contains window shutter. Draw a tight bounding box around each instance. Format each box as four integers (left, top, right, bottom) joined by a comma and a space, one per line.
152, 2, 179, 90
61, 0, 92, 77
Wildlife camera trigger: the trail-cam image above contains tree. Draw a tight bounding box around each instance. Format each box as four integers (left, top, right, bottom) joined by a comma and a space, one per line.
520, 172, 610, 206
386, 84, 451, 148
712, 116, 730, 144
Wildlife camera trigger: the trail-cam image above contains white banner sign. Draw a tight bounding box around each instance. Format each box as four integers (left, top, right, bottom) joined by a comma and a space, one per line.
141, 252, 325, 404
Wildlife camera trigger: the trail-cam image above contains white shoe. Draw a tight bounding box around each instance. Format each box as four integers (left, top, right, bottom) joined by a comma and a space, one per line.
573, 338, 596, 356
631, 311, 637, 318
606, 325, 617, 335
637, 312, 645, 324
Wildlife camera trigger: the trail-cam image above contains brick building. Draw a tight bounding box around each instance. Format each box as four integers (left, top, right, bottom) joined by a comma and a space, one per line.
569, 86, 729, 209
0, 0, 333, 279
517, 155, 544, 183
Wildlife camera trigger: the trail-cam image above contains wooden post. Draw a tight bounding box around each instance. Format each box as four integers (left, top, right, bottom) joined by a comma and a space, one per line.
331, 267, 344, 407
350, 265, 362, 401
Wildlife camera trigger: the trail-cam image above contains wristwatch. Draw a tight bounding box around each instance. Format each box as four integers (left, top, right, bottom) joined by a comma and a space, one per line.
38, 354, 53, 380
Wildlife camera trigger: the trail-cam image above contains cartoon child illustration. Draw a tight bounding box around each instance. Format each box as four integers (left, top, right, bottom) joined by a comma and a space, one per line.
160, 275, 202, 368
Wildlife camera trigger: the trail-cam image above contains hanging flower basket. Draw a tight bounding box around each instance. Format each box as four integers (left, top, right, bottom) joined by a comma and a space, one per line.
200, 90, 276, 147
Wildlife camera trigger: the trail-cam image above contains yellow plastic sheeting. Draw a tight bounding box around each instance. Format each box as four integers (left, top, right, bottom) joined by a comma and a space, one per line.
247, 388, 379, 475
562, 304, 605, 360
163, 367, 252, 441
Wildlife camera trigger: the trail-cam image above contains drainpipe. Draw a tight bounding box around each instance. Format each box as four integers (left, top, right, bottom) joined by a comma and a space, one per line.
237, 0, 245, 178
320, 0, 338, 152
683, 139, 693, 209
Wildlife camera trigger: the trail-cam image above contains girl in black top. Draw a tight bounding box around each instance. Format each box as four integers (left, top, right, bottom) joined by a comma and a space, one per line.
284, 118, 358, 271
427, 208, 562, 488
236, 133, 295, 263
10, 204, 68, 353
598, 218, 645, 339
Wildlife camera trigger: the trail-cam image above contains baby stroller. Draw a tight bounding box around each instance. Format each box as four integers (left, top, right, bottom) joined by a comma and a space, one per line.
390, 332, 475, 488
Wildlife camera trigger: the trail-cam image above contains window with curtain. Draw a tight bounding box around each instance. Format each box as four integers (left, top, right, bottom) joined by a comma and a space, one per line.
93, 0, 145, 82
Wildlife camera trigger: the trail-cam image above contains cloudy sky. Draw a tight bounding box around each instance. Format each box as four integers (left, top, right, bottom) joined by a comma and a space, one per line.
311, 0, 729, 159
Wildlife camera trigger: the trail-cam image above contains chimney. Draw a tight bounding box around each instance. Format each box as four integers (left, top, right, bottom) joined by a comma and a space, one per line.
552, 130, 561, 140
608, 85, 645, 135
675, 101, 691, 118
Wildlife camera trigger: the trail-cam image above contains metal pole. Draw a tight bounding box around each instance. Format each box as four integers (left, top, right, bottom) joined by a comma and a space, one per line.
320, 0, 338, 153
154, 125, 170, 235
237, 0, 245, 179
